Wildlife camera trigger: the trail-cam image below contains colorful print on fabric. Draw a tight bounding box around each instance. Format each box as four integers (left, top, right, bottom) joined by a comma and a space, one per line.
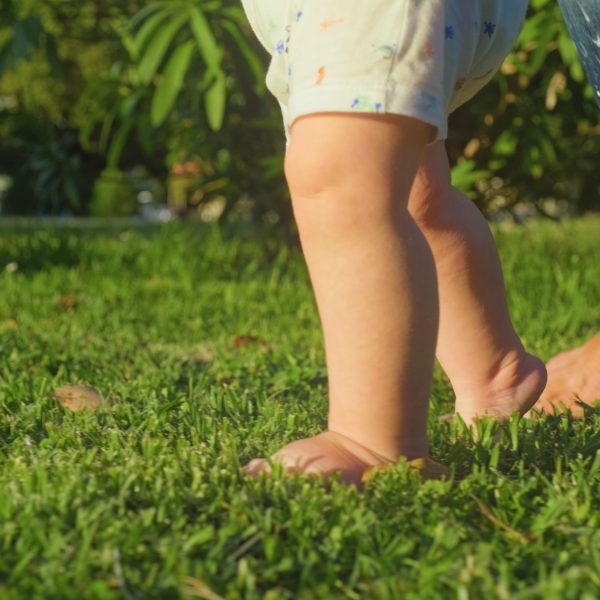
483, 21, 497, 38
373, 43, 397, 59
241, 0, 530, 142
351, 96, 383, 112
420, 43, 435, 59
315, 66, 326, 85
320, 17, 345, 30
419, 91, 438, 112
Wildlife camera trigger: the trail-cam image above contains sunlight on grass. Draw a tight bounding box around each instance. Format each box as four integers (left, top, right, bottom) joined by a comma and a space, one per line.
1, 218, 599, 598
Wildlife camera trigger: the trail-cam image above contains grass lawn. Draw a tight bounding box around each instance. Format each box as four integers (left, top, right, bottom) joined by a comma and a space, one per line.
1, 217, 600, 599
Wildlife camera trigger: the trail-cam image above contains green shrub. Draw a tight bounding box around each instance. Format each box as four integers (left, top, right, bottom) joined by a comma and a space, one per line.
448, 0, 600, 216
0, 0, 598, 220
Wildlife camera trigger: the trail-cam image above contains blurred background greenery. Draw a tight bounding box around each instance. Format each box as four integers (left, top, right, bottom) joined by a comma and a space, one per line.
0, 0, 598, 230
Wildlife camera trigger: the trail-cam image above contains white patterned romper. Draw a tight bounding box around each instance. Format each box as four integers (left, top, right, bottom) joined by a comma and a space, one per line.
240, 0, 529, 140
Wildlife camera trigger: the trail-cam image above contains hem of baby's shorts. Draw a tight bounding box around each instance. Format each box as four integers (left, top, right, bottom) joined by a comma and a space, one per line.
287, 85, 447, 142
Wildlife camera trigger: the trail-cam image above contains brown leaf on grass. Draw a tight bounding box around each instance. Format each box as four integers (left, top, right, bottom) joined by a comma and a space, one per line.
3, 319, 18, 330
233, 334, 261, 349
55, 384, 103, 412
57, 295, 80, 311
146, 276, 163, 287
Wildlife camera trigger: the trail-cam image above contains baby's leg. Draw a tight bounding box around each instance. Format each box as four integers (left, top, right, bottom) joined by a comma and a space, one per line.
245, 113, 438, 485
408, 142, 547, 424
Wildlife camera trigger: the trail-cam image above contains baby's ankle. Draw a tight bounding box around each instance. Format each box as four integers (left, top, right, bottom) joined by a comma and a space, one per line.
326, 428, 429, 464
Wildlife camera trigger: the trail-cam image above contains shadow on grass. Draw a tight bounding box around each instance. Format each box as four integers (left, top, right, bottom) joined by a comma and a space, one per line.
0, 218, 296, 274
436, 406, 600, 478
0, 219, 165, 274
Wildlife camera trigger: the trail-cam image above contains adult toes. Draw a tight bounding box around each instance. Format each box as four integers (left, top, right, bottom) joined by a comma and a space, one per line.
243, 458, 271, 476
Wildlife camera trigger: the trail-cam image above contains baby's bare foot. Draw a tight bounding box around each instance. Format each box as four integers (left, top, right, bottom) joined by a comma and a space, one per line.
533, 335, 600, 417
244, 431, 397, 486
453, 350, 547, 425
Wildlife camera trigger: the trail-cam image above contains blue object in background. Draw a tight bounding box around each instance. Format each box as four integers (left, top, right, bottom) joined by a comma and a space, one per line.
558, 0, 600, 107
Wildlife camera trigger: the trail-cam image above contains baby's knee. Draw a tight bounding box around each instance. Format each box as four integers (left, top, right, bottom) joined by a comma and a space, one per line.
285, 113, 428, 202
284, 114, 431, 237
408, 143, 453, 227
284, 119, 369, 203
284, 137, 341, 202
285, 145, 375, 237
284, 122, 390, 235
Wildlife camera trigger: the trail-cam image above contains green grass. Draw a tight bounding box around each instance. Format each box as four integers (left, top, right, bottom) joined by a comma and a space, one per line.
1, 217, 600, 599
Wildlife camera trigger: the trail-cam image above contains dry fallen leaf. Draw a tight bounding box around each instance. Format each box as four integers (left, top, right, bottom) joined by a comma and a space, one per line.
233, 334, 261, 349
55, 384, 103, 412
57, 295, 80, 311
3, 319, 18, 330
146, 276, 163, 287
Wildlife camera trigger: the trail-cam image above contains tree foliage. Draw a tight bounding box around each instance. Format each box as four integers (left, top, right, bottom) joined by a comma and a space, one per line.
0, 0, 598, 220
448, 0, 599, 216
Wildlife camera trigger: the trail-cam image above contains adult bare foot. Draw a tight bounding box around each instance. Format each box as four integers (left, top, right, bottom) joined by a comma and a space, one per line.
533, 332, 600, 417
